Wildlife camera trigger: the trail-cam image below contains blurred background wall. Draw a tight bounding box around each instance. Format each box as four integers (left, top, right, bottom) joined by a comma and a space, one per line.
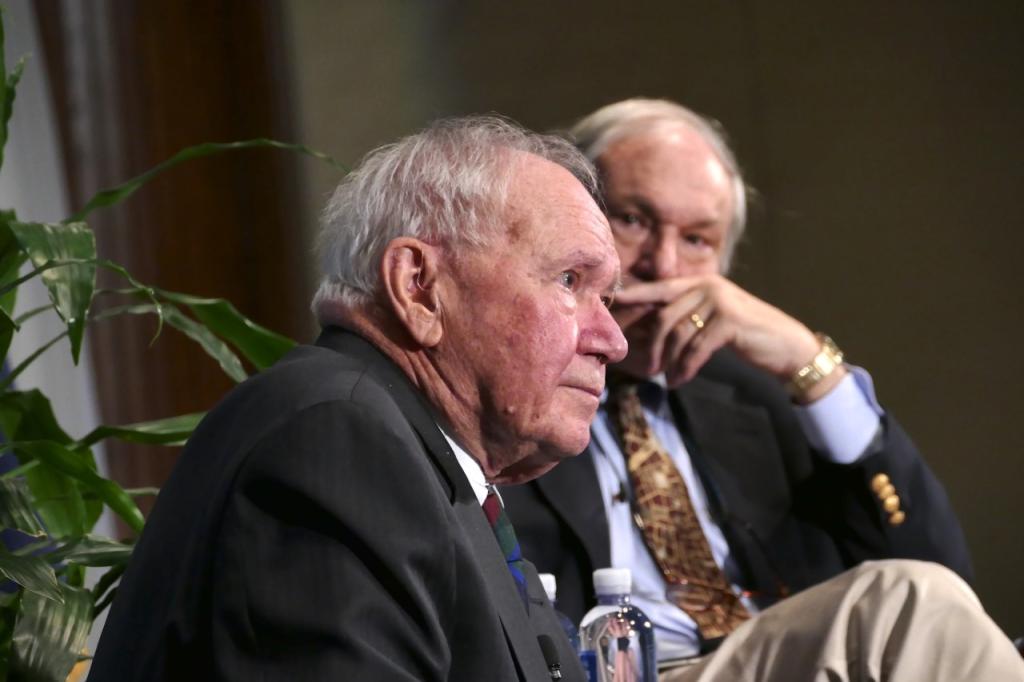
16, 0, 1023, 638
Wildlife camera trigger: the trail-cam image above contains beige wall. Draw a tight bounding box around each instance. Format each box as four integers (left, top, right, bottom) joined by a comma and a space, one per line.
285, 0, 1024, 636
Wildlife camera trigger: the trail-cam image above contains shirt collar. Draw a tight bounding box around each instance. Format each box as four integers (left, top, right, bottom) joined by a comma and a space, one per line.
439, 426, 490, 505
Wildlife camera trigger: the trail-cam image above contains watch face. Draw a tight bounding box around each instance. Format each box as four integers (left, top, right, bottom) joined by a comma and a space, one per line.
789, 335, 843, 395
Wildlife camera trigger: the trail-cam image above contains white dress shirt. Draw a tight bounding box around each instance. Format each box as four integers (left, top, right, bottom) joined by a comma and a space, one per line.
441, 427, 490, 505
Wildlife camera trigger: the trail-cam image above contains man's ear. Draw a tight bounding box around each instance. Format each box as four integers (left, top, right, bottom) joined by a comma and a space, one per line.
380, 237, 444, 348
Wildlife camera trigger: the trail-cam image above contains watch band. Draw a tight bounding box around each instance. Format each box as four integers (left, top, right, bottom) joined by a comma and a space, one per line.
787, 334, 844, 398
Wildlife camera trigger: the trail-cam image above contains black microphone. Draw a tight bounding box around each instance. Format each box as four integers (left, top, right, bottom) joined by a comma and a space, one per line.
537, 634, 563, 680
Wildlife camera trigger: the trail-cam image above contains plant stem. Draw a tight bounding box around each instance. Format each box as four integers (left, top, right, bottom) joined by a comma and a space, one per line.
13, 303, 55, 326
12, 539, 52, 556
0, 459, 40, 479
0, 329, 69, 392
0, 259, 94, 299
124, 487, 159, 498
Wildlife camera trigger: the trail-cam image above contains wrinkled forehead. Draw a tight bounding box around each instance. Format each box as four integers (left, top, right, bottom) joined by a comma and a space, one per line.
600, 127, 733, 201
492, 152, 606, 242
590, 117, 699, 159
602, 123, 719, 168
511, 151, 605, 214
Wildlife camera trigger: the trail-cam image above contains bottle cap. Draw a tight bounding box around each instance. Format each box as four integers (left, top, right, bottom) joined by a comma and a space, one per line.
593, 567, 631, 596
539, 573, 557, 602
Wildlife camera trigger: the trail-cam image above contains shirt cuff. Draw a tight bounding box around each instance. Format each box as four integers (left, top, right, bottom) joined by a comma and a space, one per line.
793, 366, 883, 465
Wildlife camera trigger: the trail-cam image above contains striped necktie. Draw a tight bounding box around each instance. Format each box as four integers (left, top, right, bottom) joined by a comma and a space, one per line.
482, 484, 529, 610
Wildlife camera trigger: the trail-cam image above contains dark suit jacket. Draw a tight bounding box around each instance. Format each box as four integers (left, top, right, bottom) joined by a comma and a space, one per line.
91, 328, 583, 681
502, 349, 973, 624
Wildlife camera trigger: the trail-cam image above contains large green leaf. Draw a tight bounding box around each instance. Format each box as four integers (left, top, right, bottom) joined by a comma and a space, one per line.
1, 7, 27, 174
0, 390, 73, 445
162, 304, 246, 381
49, 534, 132, 568
0, 211, 27, 361
158, 290, 295, 370
11, 584, 91, 682
76, 411, 205, 449
92, 260, 167, 344
0, 547, 60, 603
0, 477, 46, 538
0, 210, 27, 291
8, 222, 96, 364
0, 305, 15, 369
112, 303, 247, 382
69, 138, 345, 222
0, 392, 89, 538
0, 59, 23, 175
14, 441, 143, 535
22, 462, 87, 541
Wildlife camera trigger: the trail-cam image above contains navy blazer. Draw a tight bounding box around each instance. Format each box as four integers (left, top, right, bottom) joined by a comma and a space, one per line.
91, 328, 583, 681
502, 349, 972, 624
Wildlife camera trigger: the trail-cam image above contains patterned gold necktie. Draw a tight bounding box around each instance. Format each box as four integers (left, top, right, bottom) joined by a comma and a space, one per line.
610, 382, 750, 640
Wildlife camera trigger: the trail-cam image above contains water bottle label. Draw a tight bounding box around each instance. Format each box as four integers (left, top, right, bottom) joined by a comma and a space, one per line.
579, 649, 598, 682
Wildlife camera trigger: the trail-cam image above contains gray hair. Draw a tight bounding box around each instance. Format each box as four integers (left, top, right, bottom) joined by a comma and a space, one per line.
569, 98, 747, 273
312, 115, 599, 322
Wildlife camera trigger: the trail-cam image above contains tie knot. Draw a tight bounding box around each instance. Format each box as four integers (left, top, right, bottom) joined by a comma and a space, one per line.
612, 381, 640, 400
482, 486, 502, 523
610, 377, 665, 410
611, 381, 669, 427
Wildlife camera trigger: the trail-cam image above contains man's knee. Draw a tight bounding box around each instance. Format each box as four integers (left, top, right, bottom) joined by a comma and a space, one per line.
849, 559, 978, 607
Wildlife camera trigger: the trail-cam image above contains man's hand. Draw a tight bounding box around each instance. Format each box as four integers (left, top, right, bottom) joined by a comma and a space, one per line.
612, 275, 845, 400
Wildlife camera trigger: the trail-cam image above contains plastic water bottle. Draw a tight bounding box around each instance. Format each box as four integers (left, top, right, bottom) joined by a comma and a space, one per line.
539, 573, 580, 653
578, 568, 656, 682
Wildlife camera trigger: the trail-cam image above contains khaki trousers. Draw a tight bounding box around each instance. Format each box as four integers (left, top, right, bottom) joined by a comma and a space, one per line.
660, 560, 1024, 682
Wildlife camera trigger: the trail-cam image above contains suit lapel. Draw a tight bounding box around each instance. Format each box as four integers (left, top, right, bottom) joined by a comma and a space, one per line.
404, 411, 555, 679
452, 496, 556, 679
315, 327, 465, 500
671, 372, 791, 548
410, 408, 553, 679
315, 328, 553, 679
536, 449, 611, 569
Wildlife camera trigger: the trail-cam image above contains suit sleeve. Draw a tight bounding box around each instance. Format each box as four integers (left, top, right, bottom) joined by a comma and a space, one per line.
792, 409, 974, 583
708, 351, 973, 583
208, 400, 459, 680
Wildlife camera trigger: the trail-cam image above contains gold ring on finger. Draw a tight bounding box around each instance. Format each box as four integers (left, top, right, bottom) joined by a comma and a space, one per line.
690, 313, 705, 330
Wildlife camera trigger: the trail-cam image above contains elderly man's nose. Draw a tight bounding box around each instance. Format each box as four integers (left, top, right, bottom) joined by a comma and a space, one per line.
652, 229, 679, 280
580, 304, 628, 364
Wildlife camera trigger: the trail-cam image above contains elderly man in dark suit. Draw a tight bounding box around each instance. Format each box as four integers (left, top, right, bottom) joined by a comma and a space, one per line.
503, 100, 1022, 679
89, 116, 626, 681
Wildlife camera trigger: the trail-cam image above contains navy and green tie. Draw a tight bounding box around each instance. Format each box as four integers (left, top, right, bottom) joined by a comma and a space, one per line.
482, 485, 529, 610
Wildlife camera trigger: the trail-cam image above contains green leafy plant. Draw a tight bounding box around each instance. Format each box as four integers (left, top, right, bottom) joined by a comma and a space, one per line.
0, 12, 341, 680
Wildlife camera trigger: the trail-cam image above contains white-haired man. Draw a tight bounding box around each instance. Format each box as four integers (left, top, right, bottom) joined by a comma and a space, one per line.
503, 100, 1020, 679
89, 117, 625, 681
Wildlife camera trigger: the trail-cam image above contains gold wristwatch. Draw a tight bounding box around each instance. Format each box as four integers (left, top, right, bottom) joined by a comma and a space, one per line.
787, 334, 844, 398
